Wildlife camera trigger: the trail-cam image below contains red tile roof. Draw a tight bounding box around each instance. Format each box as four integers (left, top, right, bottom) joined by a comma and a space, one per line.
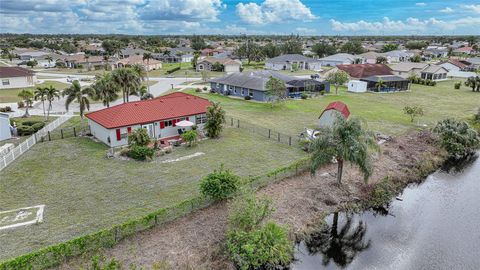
321, 101, 350, 119
336, 64, 393, 78
86, 92, 211, 129
0, 67, 35, 78
446, 59, 468, 69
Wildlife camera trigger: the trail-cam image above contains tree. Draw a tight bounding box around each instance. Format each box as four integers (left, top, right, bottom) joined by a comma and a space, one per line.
181, 130, 198, 147
375, 79, 385, 92
45, 85, 60, 118
465, 76, 480, 92
191, 36, 207, 51
433, 119, 479, 159
312, 42, 337, 58
17, 89, 34, 118
376, 56, 387, 64
325, 70, 350, 95
309, 116, 378, 184
211, 62, 224, 72
340, 41, 365, 54
204, 102, 226, 139
63, 80, 94, 119
128, 128, 150, 147
235, 41, 263, 64
142, 52, 152, 93
191, 51, 200, 69
381, 44, 399, 52
45, 55, 53, 67
281, 38, 303, 54
405, 41, 426, 50
265, 76, 287, 107
84, 54, 90, 70
403, 106, 424, 123
34, 86, 48, 119
262, 43, 282, 58
410, 55, 422, 63
112, 68, 142, 103
90, 73, 118, 108
26, 60, 38, 68
199, 165, 240, 200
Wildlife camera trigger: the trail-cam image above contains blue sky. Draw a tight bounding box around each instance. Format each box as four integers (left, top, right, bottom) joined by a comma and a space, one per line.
1, 0, 479, 35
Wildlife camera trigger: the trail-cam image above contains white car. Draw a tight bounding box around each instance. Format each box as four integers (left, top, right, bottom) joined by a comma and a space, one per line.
66, 76, 79, 83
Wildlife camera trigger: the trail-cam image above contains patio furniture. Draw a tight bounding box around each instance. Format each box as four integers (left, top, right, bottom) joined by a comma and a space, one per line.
168, 139, 182, 146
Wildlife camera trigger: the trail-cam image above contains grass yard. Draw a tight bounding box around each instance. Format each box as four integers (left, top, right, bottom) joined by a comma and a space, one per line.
0, 126, 305, 261
0, 116, 58, 147
0, 81, 70, 103
186, 80, 480, 136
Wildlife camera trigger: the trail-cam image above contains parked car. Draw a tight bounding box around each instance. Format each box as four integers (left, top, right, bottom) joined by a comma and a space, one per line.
310, 74, 320, 79
66, 76, 79, 83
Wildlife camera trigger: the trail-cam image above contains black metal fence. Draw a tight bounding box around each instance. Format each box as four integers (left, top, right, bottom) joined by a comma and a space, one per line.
227, 116, 300, 147
36, 124, 90, 142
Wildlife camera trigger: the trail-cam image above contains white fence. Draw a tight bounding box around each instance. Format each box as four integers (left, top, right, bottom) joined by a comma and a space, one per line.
0, 115, 71, 172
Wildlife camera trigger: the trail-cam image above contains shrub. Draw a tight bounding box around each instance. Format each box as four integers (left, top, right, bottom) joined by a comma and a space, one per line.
403, 105, 424, 122
0, 106, 12, 112
17, 125, 35, 136
203, 86, 207, 91
31, 122, 45, 132
199, 165, 240, 201
195, 88, 201, 92
181, 130, 198, 147
454, 82, 462, 89
127, 145, 155, 161
128, 128, 150, 147
204, 102, 226, 139
22, 120, 42, 126
17, 101, 25, 108
300, 93, 308, 99
166, 66, 181, 74
244, 95, 251, 100
433, 119, 480, 158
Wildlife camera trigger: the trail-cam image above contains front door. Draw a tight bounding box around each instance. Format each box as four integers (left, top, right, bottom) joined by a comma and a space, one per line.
142, 124, 154, 138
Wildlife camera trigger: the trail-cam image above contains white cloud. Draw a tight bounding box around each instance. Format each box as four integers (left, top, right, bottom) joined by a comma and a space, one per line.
236, 0, 316, 25
295, 27, 316, 34
439, 7, 454, 13
140, 0, 225, 22
415, 2, 426, 7
329, 16, 480, 33
461, 4, 480, 14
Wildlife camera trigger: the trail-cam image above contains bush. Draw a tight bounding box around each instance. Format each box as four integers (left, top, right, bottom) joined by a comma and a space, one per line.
300, 93, 308, 99
433, 119, 480, 158
128, 128, 150, 147
199, 165, 240, 201
195, 88, 201, 92
31, 122, 45, 132
17, 101, 25, 108
127, 145, 155, 161
21, 120, 42, 126
454, 82, 462, 89
203, 86, 208, 91
166, 66, 181, 74
0, 106, 12, 112
181, 130, 198, 147
17, 125, 35, 136
244, 95, 251, 100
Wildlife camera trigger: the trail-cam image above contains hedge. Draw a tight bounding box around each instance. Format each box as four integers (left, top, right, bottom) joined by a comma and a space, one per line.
0, 158, 310, 270
166, 66, 181, 74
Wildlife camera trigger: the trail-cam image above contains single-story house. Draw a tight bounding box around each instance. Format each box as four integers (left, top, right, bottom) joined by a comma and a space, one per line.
382, 50, 413, 63
318, 101, 350, 128
318, 53, 361, 66
18, 51, 50, 61
452, 47, 476, 55
360, 75, 409, 92
152, 47, 195, 63
111, 55, 162, 71
327, 64, 393, 79
0, 67, 37, 90
196, 58, 241, 73
439, 59, 469, 72
391, 62, 429, 78
209, 70, 330, 102
119, 48, 150, 59
420, 65, 448, 81
265, 54, 322, 71
466, 57, 480, 69
424, 48, 449, 59
85, 92, 211, 148
0, 113, 12, 141
359, 52, 382, 64
61, 54, 105, 69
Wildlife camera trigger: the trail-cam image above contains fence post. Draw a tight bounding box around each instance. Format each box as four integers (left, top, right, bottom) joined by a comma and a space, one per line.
154, 214, 158, 225
231, 117, 233, 126
237, 119, 240, 128
268, 129, 271, 138
277, 132, 280, 142
34, 133, 37, 143
289, 136, 292, 146
61, 129, 64, 139
48, 131, 51, 141
114, 227, 119, 243
73, 127, 76, 137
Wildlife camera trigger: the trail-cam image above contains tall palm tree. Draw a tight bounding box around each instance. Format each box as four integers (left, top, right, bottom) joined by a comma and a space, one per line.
375, 79, 386, 92
45, 85, 60, 118
84, 55, 90, 71
143, 52, 152, 93
112, 68, 142, 103
34, 86, 48, 119
45, 56, 53, 67
310, 116, 378, 184
17, 89, 34, 118
63, 80, 94, 119
90, 73, 119, 107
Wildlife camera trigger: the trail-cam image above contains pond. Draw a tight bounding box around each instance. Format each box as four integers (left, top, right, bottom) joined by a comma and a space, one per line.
292, 153, 480, 270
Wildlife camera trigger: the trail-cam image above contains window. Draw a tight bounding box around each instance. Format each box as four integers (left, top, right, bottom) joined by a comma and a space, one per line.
241, 90, 245, 96
164, 120, 173, 127
196, 113, 207, 124
2, 79, 9, 86
248, 90, 253, 97
229, 85, 234, 90
234, 88, 237, 94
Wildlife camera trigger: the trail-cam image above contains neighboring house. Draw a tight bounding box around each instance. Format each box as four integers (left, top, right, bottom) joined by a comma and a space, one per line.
111, 55, 162, 71
31, 54, 63, 68
439, 59, 469, 72
119, 48, 149, 58
209, 70, 330, 102
391, 62, 429, 78
201, 48, 224, 57
360, 75, 409, 92
265, 54, 322, 71
382, 50, 413, 63
327, 64, 393, 79
196, 58, 241, 73
152, 47, 195, 63
0, 67, 37, 90
0, 113, 12, 141
359, 52, 382, 64
318, 101, 350, 128
453, 47, 475, 55
85, 92, 211, 148
17, 51, 49, 61
420, 65, 448, 81
424, 48, 449, 59
318, 53, 361, 66
466, 57, 480, 69
61, 54, 105, 69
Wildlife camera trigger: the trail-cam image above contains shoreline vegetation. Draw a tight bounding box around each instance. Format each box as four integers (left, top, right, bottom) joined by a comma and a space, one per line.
45, 129, 447, 270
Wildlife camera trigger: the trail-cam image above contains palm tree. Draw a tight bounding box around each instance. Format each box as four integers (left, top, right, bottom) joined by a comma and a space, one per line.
143, 52, 152, 93
90, 73, 119, 107
45, 85, 60, 118
63, 80, 94, 119
45, 56, 53, 67
17, 89, 34, 118
111, 68, 142, 103
84, 55, 90, 71
465, 76, 480, 92
34, 86, 48, 119
309, 116, 378, 184
375, 79, 386, 92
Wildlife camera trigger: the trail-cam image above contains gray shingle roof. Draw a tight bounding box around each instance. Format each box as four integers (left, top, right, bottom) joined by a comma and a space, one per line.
209, 71, 297, 91
266, 54, 320, 64
319, 53, 356, 62
361, 75, 408, 82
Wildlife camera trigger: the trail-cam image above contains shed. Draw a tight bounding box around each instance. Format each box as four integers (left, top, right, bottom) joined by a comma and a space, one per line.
348, 80, 367, 93
0, 113, 12, 141
318, 101, 350, 128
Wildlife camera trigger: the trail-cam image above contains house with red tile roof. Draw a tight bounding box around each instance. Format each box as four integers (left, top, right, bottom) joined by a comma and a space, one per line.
439, 59, 469, 72
85, 92, 211, 147
318, 101, 350, 127
333, 64, 393, 79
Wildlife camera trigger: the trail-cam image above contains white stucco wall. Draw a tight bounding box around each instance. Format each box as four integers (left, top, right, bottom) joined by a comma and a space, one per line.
439, 63, 460, 72
225, 64, 241, 73
0, 75, 37, 90
0, 114, 12, 141
318, 110, 343, 128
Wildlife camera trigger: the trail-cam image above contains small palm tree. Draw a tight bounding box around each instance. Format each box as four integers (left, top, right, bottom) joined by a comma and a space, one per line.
143, 52, 152, 93
18, 89, 34, 118
34, 86, 48, 119
45, 85, 60, 118
375, 79, 385, 92
84, 54, 90, 70
90, 73, 119, 107
45, 56, 53, 67
310, 116, 378, 185
63, 80, 94, 118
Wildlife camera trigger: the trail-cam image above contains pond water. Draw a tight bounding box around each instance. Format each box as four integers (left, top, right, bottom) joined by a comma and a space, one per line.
292, 154, 480, 270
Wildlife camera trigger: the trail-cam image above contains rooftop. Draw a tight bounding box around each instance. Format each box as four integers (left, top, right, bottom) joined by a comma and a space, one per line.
0, 67, 35, 78
336, 64, 393, 78
266, 54, 320, 63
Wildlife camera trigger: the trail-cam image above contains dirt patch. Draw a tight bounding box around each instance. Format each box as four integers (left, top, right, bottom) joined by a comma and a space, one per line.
58, 130, 446, 270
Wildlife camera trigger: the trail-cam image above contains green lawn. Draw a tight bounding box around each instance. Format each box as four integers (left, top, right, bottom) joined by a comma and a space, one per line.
0, 81, 70, 103
0, 126, 305, 261
186, 80, 480, 136
0, 116, 58, 147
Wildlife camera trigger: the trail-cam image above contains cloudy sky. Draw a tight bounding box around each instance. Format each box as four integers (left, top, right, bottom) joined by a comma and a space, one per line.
1, 0, 479, 35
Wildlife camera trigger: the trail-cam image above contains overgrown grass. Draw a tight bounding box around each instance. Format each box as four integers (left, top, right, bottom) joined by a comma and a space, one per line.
0, 81, 70, 103
187, 80, 479, 136
0, 127, 305, 261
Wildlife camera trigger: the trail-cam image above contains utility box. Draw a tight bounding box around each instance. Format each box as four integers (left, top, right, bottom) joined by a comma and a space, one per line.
347, 80, 367, 93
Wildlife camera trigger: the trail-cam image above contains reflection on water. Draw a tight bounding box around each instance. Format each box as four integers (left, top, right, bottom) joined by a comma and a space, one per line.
303, 213, 370, 268
292, 153, 480, 270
